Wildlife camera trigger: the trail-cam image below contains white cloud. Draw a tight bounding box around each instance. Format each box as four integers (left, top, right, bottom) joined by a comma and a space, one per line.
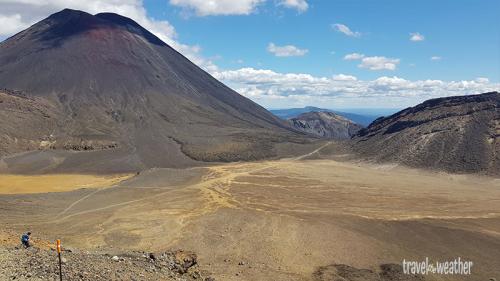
267, 43, 308, 57
214, 67, 326, 85
0, 13, 30, 36
410, 32, 425, 42
359, 56, 400, 71
279, 0, 308, 12
169, 0, 309, 16
0, 0, 218, 72
333, 74, 357, 81
213, 67, 500, 108
430, 56, 442, 61
169, 0, 265, 16
344, 53, 365, 60
476, 77, 489, 83
344, 53, 400, 71
332, 23, 361, 38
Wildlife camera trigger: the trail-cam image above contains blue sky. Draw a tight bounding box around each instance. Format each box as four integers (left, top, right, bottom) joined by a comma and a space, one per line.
150, 0, 499, 82
0, 0, 499, 109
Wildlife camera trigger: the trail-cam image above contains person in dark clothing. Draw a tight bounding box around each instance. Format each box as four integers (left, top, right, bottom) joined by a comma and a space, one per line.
21, 232, 31, 248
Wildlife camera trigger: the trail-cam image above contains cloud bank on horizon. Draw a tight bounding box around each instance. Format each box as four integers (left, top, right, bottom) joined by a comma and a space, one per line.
213, 68, 498, 109
0, 0, 498, 109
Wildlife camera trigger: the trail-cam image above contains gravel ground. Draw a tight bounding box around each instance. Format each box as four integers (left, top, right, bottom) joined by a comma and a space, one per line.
0, 245, 215, 281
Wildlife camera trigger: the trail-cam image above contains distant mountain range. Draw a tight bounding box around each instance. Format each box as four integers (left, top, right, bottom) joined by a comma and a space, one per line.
270, 106, 382, 127
288, 112, 363, 140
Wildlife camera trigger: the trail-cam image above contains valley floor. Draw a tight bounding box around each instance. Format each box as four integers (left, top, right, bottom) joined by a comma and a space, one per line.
1, 148, 499, 280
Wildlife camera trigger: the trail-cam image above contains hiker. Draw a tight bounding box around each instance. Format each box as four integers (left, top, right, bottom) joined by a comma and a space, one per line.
21, 232, 31, 248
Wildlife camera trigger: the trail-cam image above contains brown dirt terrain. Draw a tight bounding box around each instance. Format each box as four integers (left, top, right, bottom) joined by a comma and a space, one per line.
1, 155, 499, 281
0, 174, 133, 194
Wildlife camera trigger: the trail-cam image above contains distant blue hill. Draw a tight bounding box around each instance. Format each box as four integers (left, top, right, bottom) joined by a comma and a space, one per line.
269, 106, 399, 127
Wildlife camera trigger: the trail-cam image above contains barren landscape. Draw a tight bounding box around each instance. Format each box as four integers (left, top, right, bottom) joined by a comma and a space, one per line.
1, 144, 499, 280
0, 6, 498, 281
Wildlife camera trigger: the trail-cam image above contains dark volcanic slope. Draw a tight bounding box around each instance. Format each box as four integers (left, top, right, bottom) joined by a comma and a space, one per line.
352, 92, 500, 174
288, 111, 362, 140
0, 9, 307, 172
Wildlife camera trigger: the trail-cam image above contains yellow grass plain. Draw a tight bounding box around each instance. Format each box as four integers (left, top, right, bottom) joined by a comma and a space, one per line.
0, 174, 134, 194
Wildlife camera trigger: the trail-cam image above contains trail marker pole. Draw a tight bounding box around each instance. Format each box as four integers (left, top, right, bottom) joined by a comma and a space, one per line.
56, 239, 63, 281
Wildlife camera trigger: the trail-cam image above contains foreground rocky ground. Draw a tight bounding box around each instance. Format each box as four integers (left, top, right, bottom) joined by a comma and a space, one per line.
0, 246, 214, 281
0, 231, 214, 281
0, 243, 424, 281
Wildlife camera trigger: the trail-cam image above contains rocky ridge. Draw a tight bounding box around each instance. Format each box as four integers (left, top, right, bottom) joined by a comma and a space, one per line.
352, 92, 500, 174
288, 111, 363, 140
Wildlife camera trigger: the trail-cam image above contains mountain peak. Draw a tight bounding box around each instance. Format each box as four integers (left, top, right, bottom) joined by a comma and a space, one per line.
25, 9, 110, 44
5, 9, 165, 47
0, 9, 298, 172
44, 8, 102, 28
95, 12, 166, 46
95, 12, 141, 27
50, 8, 91, 17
